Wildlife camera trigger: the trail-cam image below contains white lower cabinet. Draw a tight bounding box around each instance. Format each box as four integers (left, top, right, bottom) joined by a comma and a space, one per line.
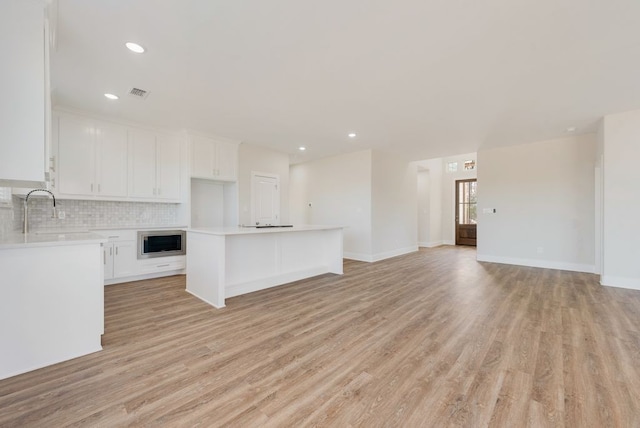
103, 241, 136, 280
97, 229, 186, 284
98, 230, 137, 281
137, 256, 185, 275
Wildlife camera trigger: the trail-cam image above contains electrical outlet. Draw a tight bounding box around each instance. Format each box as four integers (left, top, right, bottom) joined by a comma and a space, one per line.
536, 247, 544, 254
57, 210, 66, 219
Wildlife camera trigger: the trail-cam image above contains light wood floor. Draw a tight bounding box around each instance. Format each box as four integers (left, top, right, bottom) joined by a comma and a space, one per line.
1, 246, 640, 427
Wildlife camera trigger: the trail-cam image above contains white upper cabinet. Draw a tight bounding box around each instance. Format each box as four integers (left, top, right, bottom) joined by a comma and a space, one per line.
191, 136, 216, 178
56, 113, 128, 198
57, 115, 95, 195
0, 0, 47, 187
97, 123, 128, 197
128, 129, 157, 199
54, 111, 183, 202
129, 129, 182, 201
216, 140, 239, 181
157, 135, 182, 200
190, 134, 239, 181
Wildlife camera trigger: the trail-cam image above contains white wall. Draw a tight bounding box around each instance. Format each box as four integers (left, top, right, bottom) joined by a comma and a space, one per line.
190, 178, 224, 228
417, 169, 430, 245
595, 120, 604, 275
289, 164, 309, 225
238, 144, 290, 226
371, 151, 418, 260
290, 149, 418, 262
289, 150, 373, 259
601, 109, 640, 289
415, 154, 470, 247
477, 134, 596, 272
428, 160, 443, 246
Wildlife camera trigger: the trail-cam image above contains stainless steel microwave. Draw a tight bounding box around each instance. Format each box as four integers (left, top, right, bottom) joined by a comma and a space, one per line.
137, 230, 186, 259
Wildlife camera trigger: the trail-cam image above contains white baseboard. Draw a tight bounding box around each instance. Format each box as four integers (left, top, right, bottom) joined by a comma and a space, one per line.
225, 266, 330, 298
185, 289, 225, 309
600, 275, 640, 291
418, 241, 443, 248
0, 344, 102, 381
343, 252, 373, 262
371, 246, 418, 262
344, 246, 418, 263
104, 269, 185, 286
443, 240, 455, 245
476, 254, 595, 274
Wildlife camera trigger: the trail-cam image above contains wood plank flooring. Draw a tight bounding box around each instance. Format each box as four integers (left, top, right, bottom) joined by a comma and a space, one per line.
1, 246, 640, 427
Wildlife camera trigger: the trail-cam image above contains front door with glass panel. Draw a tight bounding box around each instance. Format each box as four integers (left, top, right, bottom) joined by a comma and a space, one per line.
455, 179, 477, 246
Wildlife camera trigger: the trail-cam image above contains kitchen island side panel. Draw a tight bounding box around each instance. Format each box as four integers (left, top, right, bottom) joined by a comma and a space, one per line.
186, 227, 343, 306
186, 232, 226, 308
0, 244, 103, 380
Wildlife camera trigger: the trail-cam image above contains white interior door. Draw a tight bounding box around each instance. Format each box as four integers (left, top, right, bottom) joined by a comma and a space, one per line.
252, 173, 280, 225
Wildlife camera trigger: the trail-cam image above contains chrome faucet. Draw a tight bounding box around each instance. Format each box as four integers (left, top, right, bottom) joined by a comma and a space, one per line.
23, 189, 56, 234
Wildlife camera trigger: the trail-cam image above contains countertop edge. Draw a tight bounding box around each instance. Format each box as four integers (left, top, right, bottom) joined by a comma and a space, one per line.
0, 232, 108, 250
187, 225, 344, 236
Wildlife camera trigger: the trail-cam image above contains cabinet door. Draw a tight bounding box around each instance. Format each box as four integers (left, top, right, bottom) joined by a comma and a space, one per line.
113, 241, 137, 278
157, 135, 181, 200
103, 243, 114, 280
57, 115, 96, 195
0, 0, 46, 186
129, 129, 157, 198
190, 135, 215, 179
216, 141, 238, 181
96, 123, 128, 197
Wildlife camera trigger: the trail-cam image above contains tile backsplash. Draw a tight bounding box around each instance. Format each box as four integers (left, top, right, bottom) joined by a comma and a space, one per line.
0, 206, 13, 237
2, 196, 182, 233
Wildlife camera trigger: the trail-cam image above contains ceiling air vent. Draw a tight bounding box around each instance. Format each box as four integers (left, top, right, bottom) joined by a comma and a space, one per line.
128, 87, 149, 99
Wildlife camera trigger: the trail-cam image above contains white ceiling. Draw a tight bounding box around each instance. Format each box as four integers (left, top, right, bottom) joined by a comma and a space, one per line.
51, 0, 640, 163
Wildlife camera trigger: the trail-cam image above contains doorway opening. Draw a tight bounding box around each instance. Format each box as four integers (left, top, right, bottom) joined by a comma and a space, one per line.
455, 179, 477, 246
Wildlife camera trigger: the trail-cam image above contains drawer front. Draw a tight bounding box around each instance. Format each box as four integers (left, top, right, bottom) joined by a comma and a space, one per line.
137, 256, 185, 274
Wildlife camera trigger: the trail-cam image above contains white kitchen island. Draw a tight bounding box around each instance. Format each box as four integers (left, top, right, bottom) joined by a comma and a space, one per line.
186, 225, 343, 308
0, 232, 106, 380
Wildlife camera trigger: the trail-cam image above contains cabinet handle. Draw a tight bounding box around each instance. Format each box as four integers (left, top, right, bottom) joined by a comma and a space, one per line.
157, 264, 170, 268
104, 251, 106, 265
91, 183, 94, 192
110, 247, 113, 255
158, 188, 162, 196
98, 184, 101, 193
116, 247, 118, 256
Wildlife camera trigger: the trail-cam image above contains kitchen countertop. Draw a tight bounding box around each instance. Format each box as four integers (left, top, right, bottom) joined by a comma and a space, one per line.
0, 232, 107, 250
92, 225, 188, 231
187, 225, 343, 236
26, 225, 188, 233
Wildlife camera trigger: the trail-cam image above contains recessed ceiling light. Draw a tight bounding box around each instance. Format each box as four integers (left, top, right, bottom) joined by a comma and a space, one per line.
125, 42, 145, 53
104, 93, 119, 100
566, 126, 576, 133
299, 146, 306, 151
348, 133, 357, 138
